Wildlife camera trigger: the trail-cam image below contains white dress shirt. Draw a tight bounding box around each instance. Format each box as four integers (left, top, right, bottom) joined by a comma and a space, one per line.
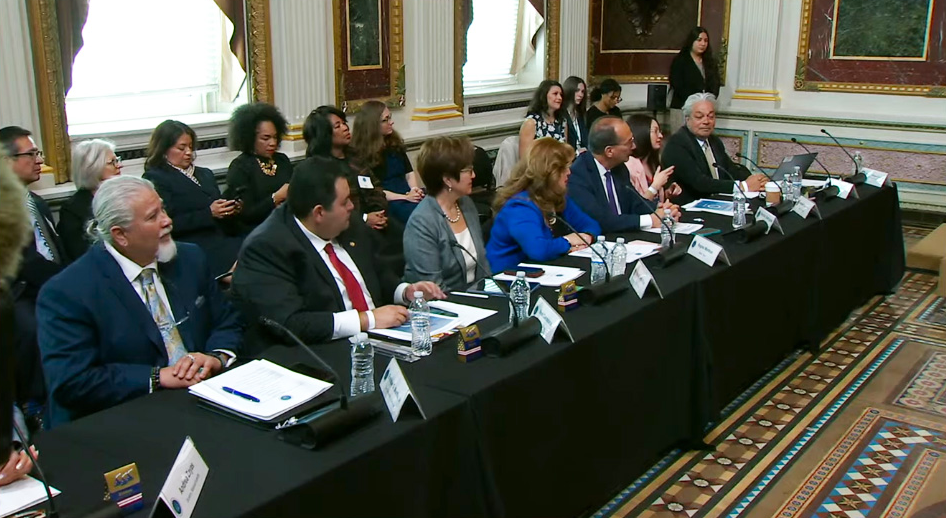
593, 158, 652, 229
294, 218, 410, 339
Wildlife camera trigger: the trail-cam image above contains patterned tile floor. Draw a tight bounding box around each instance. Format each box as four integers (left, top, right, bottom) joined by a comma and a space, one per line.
594, 225, 945, 518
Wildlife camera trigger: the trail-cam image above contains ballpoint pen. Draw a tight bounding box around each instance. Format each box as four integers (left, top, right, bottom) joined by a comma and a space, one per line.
430, 307, 460, 318
223, 386, 260, 402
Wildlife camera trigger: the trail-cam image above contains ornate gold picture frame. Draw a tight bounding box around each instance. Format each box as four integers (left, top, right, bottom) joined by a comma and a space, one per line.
333, 0, 404, 113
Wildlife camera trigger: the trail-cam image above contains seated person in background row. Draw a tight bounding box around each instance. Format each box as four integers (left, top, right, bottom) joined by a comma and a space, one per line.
569, 116, 680, 233
625, 114, 681, 203
37, 176, 243, 427
660, 93, 767, 205
486, 137, 601, 273
232, 157, 444, 351
403, 135, 491, 292
58, 139, 123, 259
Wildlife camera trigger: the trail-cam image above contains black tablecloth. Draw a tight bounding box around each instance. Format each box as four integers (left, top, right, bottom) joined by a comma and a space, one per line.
32, 183, 904, 518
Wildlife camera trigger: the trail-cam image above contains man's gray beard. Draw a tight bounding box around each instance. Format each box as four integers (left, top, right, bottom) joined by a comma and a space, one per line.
156, 238, 178, 263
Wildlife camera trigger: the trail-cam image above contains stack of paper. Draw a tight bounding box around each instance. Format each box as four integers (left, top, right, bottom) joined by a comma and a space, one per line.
683, 199, 735, 216
569, 240, 661, 263
493, 263, 585, 286
189, 359, 333, 422
0, 476, 60, 517
643, 222, 704, 235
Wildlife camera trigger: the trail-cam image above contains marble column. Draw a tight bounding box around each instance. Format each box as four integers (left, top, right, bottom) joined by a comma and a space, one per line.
404, 0, 463, 129
558, 0, 590, 81
731, 0, 782, 106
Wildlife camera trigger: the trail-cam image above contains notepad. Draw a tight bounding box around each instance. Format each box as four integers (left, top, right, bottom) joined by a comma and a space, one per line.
189, 359, 333, 421
0, 476, 61, 517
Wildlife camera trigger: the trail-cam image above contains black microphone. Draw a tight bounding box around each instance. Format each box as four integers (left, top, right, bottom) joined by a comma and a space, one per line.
735, 153, 794, 215
13, 420, 59, 518
450, 241, 541, 355
712, 162, 751, 199
714, 162, 770, 242
790, 138, 840, 201
555, 212, 629, 304
820, 129, 866, 184
258, 316, 347, 409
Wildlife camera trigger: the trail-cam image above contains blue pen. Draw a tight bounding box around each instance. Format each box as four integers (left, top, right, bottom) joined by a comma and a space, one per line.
223, 386, 260, 402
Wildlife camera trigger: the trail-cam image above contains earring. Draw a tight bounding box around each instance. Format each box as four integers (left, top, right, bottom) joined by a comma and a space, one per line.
447, 184, 453, 192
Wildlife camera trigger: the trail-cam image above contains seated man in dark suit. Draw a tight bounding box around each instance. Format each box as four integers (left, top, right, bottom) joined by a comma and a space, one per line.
37, 176, 243, 427
1, 125, 70, 431
569, 116, 680, 233
660, 93, 767, 205
232, 156, 444, 352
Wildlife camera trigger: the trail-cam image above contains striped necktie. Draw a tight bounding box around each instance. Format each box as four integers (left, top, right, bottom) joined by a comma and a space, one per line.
26, 194, 60, 263
139, 268, 188, 364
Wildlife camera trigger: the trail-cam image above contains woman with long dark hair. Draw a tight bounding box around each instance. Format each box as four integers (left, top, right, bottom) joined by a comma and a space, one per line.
518, 79, 567, 159
562, 76, 588, 151
585, 78, 622, 135
625, 114, 681, 202
669, 26, 720, 129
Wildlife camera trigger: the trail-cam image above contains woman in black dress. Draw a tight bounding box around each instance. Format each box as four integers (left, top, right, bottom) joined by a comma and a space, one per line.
57, 139, 123, 258
562, 76, 588, 152
669, 26, 720, 129
585, 78, 623, 134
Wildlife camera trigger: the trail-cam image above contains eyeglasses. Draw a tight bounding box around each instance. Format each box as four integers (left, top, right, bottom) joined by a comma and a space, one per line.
460, 166, 474, 175
12, 149, 43, 160
106, 157, 123, 167
381, 116, 393, 123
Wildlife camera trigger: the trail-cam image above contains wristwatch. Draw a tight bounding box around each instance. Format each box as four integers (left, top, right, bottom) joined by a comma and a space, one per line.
149, 367, 162, 393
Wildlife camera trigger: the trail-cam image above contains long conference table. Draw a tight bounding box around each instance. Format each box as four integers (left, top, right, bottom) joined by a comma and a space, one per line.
34, 181, 904, 518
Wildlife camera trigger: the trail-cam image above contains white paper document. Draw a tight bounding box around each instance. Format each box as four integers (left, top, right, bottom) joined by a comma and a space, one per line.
188, 359, 333, 421
643, 222, 704, 235
568, 240, 661, 263
371, 313, 462, 342
493, 263, 585, 287
0, 476, 60, 517
683, 199, 735, 216
429, 300, 497, 328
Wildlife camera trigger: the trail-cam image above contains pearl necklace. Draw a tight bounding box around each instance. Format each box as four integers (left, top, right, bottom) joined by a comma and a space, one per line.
445, 202, 462, 223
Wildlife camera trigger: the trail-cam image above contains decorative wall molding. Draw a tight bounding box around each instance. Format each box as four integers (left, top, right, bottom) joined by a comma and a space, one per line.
731, 0, 781, 104
409, 0, 462, 125
247, 0, 275, 104
25, 0, 70, 183
557, 0, 589, 80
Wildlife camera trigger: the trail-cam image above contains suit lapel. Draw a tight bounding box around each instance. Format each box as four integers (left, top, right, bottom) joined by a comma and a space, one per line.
684, 130, 712, 179
95, 246, 166, 354
582, 153, 609, 201
283, 208, 346, 310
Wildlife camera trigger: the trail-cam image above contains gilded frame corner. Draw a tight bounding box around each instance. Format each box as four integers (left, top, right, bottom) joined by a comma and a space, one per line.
333, 0, 405, 113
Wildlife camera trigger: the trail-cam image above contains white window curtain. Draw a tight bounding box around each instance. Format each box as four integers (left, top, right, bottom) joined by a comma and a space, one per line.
463, 0, 521, 90
509, 0, 544, 76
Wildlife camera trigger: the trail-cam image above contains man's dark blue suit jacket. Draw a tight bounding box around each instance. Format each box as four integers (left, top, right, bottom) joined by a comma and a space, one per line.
568, 151, 657, 232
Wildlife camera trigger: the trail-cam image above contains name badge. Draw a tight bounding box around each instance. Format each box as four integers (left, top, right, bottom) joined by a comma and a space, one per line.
357, 175, 374, 189
753, 207, 783, 235
151, 437, 208, 518
105, 463, 144, 513
832, 179, 857, 200
380, 358, 426, 422
792, 196, 821, 220
629, 260, 663, 299
531, 296, 574, 344
862, 167, 890, 188
687, 235, 730, 267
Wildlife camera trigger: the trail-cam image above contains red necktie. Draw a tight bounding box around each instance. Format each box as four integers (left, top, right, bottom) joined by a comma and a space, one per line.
324, 243, 369, 312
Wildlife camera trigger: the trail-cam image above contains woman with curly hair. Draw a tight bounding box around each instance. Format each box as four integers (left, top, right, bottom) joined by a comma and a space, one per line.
224, 102, 293, 229
486, 137, 600, 272
350, 101, 423, 225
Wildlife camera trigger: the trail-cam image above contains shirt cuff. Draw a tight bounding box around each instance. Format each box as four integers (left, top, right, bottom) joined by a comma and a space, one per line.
639, 215, 653, 230
647, 185, 659, 196
212, 349, 237, 368
332, 309, 363, 340
362, 213, 368, 222
395, 282, 412, 305
740, 181, 749, 192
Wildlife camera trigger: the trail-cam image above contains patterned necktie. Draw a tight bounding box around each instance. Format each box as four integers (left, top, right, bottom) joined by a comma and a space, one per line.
139, 268, 188, 364
26, 195, 59, 263
604, 171, 619, 215
702, 141, 719, 179
324, 243, 369, 312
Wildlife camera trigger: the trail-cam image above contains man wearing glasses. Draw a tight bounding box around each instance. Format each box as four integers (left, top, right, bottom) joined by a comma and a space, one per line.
0, 126, 70, 433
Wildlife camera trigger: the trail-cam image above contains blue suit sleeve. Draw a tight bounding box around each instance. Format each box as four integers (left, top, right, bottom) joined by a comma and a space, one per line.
563, 197, 602, 236
568, 160, 644, 232
506, 202, 571, 262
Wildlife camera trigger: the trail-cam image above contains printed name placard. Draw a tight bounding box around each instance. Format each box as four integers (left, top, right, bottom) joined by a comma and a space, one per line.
150, 437, 207, 518
831, 179, 857, 200
753, 207, 783, 235
792, 197, 821, 220
357, 175, 374, 189
629, 260, 663, 299
379, 358, 426, 422
687, 235, 730, 267
531, 296, 574, 343
862, 168, 890, 188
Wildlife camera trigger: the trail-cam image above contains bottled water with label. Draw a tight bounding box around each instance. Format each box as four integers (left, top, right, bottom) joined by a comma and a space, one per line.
732, 184, 747, 228
660, 208, 675, 248
350, 332, 374, 396
791, 165, 803, 200
609, 237, 627, 276
590, 235, 609, 284
409, 290, 431, 356
781, 173, 794, 203
853, 151, 864, 175
509, 271, 531, 324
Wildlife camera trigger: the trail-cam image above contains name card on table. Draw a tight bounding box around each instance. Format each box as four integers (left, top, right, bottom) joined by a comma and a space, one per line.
357, 175, 374, 189
629, 260, 663, 299
753, 207, 783, 235
862, 167, 890, 188
150, 437, 207, 518
687, 235, 731, 268
792, 197, 821, 220
531, 296, 575, 344
380, 358, 426, 422
831, 179, 857, 200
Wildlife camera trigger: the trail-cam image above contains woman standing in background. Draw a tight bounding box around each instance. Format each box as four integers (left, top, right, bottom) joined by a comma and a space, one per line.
668, 26, 720, 130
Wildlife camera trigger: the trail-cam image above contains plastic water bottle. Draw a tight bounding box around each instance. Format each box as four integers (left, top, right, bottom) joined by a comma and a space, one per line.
609, 237, 627, 276
350, 332, 374, 397
409, 291, 431, 356
853, 151, 864, 175
781, 174, 794, 203
732, 184, 746, 228
590, 235, 609, 284
509, 271, 531, 324
660, 208, 675, 248
791, 165, 803, 200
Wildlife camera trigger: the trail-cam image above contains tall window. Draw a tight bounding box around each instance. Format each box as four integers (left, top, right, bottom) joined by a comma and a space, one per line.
65, 0, 246, 135
463, 0, 522, 91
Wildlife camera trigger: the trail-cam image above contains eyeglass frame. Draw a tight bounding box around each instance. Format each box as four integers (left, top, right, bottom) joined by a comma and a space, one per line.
11, 149, 44, 160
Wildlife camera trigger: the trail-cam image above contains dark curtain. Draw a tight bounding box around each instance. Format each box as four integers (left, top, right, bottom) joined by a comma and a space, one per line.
214, 0, 248, 71
529, 0, 544, 17
461, 0, 474, 66
57, 0, 90, 95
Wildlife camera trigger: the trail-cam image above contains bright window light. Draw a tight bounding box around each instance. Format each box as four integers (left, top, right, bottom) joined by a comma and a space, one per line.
463, 0, 521, 91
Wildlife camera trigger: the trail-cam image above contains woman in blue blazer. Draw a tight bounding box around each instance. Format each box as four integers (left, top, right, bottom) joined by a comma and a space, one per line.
486, 138, 601, 273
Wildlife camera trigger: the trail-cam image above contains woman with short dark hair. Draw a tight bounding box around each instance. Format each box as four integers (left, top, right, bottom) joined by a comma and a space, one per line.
403, 136, 488, 291
224, 102, 292, 230
518, 79, 567, 159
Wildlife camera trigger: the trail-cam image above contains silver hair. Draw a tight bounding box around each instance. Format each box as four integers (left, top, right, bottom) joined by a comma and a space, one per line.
87, 176, 155, 245
71, 139, 117, 191
682, 92, 717, 120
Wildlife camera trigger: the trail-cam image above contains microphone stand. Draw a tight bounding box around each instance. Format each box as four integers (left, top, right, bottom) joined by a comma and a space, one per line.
451, 242, 541, 355
13, 421, 58, 518
555, 213, 629, 304
714, 162, 769, 243
820, 129, 867, 184
735, 153, 794, 215
790, 138, 840, 201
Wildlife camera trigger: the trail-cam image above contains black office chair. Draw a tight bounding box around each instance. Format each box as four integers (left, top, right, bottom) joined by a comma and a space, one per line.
470, 146, 496, 225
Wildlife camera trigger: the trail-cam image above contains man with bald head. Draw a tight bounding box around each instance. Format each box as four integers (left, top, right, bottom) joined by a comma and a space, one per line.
569, 116, 680, 233
661, 93, 767, 204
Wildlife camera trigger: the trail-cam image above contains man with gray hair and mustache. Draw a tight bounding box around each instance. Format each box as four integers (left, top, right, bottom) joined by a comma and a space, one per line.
36, 176, 244, 427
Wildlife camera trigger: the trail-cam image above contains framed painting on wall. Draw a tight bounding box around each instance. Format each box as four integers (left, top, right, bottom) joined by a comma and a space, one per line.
333, 0, 405, 112
588, 0, 731, 84
796, 0, 946, 96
